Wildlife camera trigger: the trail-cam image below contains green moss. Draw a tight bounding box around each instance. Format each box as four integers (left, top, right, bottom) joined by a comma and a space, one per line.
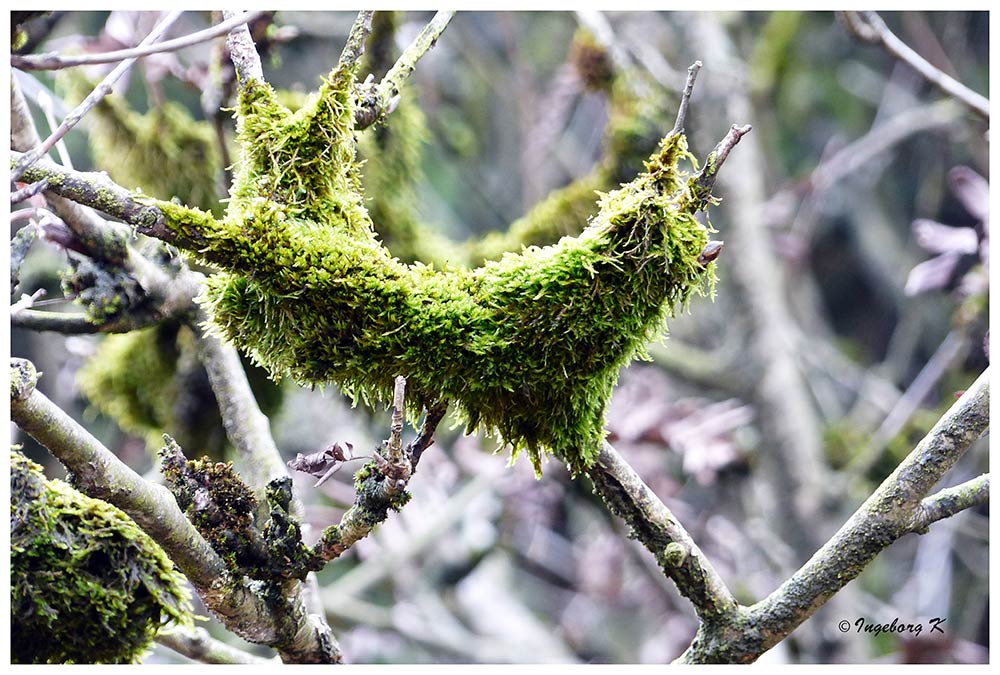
76, 322, 282, 458
150, 58, 715, 476
61, 74, 223, 214
11, 450, 192, 664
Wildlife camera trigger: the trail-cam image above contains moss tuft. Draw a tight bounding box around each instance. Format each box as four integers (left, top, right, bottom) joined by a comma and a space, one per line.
11, 449, 192, 664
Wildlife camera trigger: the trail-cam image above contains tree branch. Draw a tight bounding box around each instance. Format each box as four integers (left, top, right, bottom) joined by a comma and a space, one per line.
12, 11, 183, 183
841, 11, 989, 119
191, 307, 302, 520
909, 473, 989, 532
11, 11, 266, 70
677, 368, 989, 663
355, 11, 454, 130
156, 627, 275, 665
585, 441, 739, 621
223, 10, 265, 84
9, 357, 341, 663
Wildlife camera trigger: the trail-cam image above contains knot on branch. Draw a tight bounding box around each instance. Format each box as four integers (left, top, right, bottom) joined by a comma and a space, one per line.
10, 358, 39, 402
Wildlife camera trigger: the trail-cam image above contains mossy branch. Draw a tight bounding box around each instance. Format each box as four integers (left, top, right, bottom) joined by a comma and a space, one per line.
677, 368, 989, 663
9, 357, 340, 663
312, 379, 422, 563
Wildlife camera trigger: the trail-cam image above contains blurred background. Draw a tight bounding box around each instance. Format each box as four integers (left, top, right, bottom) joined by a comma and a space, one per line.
10, 10, 989, 664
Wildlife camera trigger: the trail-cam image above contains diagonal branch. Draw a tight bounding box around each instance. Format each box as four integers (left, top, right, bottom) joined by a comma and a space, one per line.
11, 11, 265, 70
842, 11, 989, 120
586, 441, 739, 621
12, 11, 183, 183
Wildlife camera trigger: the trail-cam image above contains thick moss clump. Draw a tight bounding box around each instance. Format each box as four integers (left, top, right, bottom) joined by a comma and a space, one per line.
76, 322, 282, 458
10, 450, 192, 664
150, 55, 716, 475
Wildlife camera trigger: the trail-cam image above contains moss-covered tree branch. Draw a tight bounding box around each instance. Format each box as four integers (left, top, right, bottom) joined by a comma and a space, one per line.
676, 368, 989, 663
9, 358, 341, 663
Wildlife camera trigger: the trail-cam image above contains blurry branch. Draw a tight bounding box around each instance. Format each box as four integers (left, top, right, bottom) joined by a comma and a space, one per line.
322, 470, 497, 604
689, 13, 827, 552
586, 442, 739, 621
12, 11, 183, 183
156, 627, 275, 665
11, 307, 173, 333
11, 11, 265, 70
9, 357, 340, 663
678, 368, 989, 663
11, 76, 130, 263
841, 11, 989, 120
9, 288, 46, 316
803, 99, 963, 196
848, 329, 969, 477
11, 178, 49, 204
910, 473, 989, 532
646, 338, 742, 395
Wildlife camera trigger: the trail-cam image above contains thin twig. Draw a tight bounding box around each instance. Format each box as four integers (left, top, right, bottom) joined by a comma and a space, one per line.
11, 178, 48, 205
12, 11, 265, 70
386, 375, 407, 466
11, 11, 183, 183
671, 60, 702, 136
691, 123, 753, 203
10, 289, 46, 316
355, 11, 454, 130
909, 473, 990, 532
156, 627, 276, 665
842, 11, 989, 120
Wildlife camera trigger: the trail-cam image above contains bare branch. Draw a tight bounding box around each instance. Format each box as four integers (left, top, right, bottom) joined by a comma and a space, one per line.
223, 10, 265, 84
586, 441, 739, 621
11, 178, 49, 205
671, 60, 702, 136
355, 11, 454, 130
677, 368, 990, 663
12, 11, 265, 70
11, 11, 183, 183
909, 473, 990, 532
337, 10, 375, 73
156, 627, 275, 665
842, 11, 989, 119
